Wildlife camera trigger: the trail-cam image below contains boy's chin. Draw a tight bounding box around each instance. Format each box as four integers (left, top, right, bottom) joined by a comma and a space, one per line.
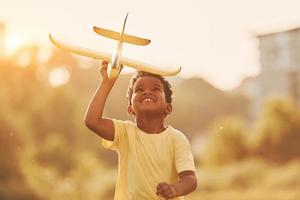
136, 108, 165, 116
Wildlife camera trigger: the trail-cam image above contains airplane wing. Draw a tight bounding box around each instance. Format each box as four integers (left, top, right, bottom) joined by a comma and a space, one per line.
49, 34, 181, 76
119, 57, 181, 76
93, 26, 151, 46
49, 34, 112, 61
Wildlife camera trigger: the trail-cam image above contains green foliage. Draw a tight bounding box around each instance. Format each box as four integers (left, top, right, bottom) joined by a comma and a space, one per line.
0, 112, 39, 199
251, 98, 300, 163
190, 159, 300, 200
35, 133, 77, 176
204, 116, 248, 166
168, 78, 250, 138
0, 118, 21, 181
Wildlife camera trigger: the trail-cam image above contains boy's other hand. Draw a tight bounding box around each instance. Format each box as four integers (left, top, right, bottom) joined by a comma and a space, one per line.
156, 182, 177, 199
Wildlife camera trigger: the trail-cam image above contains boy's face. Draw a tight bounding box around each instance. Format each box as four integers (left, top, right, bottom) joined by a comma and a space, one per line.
128, 76, 172, 117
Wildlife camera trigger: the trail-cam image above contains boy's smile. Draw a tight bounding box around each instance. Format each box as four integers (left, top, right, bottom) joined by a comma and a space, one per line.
140, 94, 157, 103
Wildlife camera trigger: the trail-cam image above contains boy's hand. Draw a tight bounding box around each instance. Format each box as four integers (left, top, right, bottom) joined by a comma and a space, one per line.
156, 182, 178, 199
100, 60, 110, 81
100, 60, 123, 83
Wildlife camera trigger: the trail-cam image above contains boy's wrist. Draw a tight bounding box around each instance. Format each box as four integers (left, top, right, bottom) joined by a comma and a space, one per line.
100, 78, 116, 87
171, 183, 181, 197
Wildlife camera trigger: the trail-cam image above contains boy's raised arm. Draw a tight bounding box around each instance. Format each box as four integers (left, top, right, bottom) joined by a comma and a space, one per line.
84, 61, 121, 141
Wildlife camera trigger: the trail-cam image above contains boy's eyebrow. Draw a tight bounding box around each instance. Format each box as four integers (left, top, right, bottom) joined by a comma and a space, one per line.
134, 83, 162, 88
153, 83, 162, 88
134, 84, 143, 89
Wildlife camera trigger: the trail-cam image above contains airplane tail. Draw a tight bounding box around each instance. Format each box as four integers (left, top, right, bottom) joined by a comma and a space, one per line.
93, 13, 150, 46
120, 13, 129, 42
93, 27, 151, 46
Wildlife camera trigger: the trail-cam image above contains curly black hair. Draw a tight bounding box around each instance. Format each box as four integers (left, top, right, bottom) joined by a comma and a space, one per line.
127, 71, 173, 105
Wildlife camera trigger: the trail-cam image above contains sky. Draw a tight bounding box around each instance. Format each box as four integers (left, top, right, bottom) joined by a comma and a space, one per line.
1, 0, 300, 90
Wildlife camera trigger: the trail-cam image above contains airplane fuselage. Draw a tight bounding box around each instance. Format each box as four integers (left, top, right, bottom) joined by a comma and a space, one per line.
108, 41, 123, 78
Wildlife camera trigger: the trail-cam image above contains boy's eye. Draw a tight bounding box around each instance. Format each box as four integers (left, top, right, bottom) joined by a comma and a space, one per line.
153, 87, 161, 91
135, 88, 143, 92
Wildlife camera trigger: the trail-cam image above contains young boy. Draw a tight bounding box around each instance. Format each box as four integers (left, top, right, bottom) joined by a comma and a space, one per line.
84, 61, 197, 199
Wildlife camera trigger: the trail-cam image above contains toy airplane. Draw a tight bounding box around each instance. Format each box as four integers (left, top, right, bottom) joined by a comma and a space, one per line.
49, 13, 181, 79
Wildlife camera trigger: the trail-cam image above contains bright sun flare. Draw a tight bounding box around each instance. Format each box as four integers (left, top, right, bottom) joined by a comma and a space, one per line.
5, 34, 25, 55
48, 67, 70, 87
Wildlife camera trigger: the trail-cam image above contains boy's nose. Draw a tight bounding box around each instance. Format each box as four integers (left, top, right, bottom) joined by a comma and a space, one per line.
143, 89, 152, 95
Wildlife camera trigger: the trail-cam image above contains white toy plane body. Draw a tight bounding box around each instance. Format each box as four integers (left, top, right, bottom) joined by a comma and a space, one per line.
49, 14, 181, 78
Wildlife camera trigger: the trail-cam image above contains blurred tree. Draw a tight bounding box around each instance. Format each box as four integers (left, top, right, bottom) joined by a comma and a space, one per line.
204, 116, 248, 166
251, 98, 300, 163
0, 117, 39, 200
30, 85, 77, 143
35, 133, 77, 176
168, 77, 250, 139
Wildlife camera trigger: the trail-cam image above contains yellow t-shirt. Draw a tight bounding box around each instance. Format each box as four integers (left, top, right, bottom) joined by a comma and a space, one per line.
102, 119, 196, 200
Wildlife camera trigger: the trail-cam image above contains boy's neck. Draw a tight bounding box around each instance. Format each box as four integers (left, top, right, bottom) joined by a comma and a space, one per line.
135, 115, 167, 134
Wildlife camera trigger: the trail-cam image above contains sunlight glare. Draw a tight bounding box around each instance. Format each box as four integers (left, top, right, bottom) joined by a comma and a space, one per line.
16, 52, 31, 67
5, 33, 25, 55
38, 46, 52, 63
48, 67, 70, 87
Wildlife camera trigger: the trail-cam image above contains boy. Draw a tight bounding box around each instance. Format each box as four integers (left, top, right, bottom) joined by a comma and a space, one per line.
84, 61, 197, 199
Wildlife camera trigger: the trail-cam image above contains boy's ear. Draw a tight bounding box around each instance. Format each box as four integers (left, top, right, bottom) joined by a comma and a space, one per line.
127, 105, 135, 116
165, 103, 172, 115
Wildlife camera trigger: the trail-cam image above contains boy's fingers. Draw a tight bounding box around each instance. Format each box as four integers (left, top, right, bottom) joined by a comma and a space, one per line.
100, 60, 109, 77
161, 185, 169, 193
156, 182, 167, 191
169, 185, 177, 195
102, 60, 109, 66
100, 61, 108, 69
164, 189, 173, 198
156, 183, 177, 199
157, 183, 169, 195
165, 185, 176, 198
115, 64, 124, 78
162, 189, 175, 199
156, 182, 164, 196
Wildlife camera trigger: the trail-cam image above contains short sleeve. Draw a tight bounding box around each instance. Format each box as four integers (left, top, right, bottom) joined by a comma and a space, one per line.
101, 119, 127, 152
174, 133, 196, 173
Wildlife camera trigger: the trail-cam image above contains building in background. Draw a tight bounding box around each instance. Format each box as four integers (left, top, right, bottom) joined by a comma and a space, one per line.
239, 27, 300, 117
